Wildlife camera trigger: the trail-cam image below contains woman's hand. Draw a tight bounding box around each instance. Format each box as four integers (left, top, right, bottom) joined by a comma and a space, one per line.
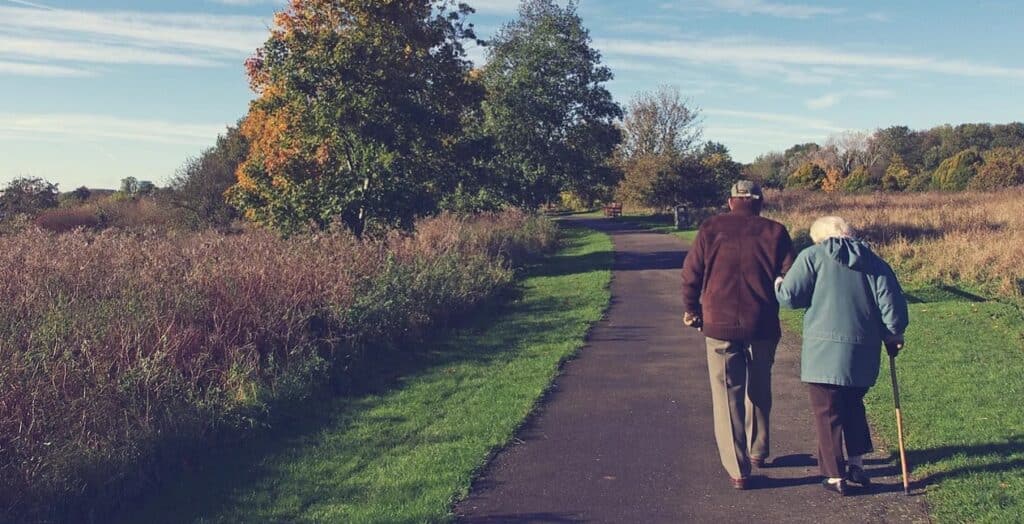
885, 335, 905, 357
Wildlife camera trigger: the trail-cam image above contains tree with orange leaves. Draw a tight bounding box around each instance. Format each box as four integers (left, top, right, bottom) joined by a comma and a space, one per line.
228, 0, 482, 236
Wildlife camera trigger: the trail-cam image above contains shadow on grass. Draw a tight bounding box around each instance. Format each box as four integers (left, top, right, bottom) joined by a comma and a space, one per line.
113, 228, 612, 524
838, 435, 1024, 497
904, 284, 989, 304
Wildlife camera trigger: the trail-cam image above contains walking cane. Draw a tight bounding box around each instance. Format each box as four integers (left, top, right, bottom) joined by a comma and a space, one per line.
888, 343, 911, 495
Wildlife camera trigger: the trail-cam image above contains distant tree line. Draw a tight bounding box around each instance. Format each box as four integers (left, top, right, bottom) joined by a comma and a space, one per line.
746, 122, 1024, 192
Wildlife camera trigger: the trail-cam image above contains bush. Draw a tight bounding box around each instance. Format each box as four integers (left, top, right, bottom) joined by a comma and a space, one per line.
33, 206, 102, 232
969, 147, 1024, 190
931, 149, 983, 190
881, 156, 913, 191
786, 162, 826, 190
0, 209, 556, 522
840, 166, 876, 193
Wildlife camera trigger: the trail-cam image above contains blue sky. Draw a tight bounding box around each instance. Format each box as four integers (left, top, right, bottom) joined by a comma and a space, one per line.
2, 0, 1023, 189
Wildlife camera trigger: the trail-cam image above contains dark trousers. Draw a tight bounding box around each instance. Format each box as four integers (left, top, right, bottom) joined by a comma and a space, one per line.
807, 383, 873, 478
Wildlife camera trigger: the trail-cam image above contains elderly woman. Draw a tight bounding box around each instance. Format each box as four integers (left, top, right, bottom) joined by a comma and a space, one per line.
775, 216, 909, 495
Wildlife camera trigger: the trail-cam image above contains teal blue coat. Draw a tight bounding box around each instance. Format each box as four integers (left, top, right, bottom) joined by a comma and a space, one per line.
776, 238, 909, 388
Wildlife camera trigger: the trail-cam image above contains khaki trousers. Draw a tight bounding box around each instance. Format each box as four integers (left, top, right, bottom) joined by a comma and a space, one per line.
704, 337, 778, 479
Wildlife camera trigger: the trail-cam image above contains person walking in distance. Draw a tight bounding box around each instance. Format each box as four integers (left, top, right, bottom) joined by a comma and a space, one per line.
681, 180, 795, 490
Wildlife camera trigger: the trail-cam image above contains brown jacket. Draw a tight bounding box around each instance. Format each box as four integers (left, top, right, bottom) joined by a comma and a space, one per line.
681, 206, 795, 341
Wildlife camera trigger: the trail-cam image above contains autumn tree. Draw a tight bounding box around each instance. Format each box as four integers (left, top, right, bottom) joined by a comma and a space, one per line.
969, 147, 1024, 190
786, 162, 826, 189
881, 155, 912, 191
481, 0, 622, 208
228, 0, 482, 235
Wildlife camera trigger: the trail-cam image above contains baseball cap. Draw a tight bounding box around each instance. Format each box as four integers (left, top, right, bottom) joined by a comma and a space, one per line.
730, 180, 762, 199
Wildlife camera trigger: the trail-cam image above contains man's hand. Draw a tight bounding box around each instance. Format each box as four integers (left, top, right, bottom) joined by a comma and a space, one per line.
885, 335, 905, 357
683, 311, 703, 330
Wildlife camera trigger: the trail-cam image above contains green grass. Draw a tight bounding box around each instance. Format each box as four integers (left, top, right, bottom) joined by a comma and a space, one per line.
781, 286, 1024, 523
117, 226, 612, 524
613, 213, 698, 243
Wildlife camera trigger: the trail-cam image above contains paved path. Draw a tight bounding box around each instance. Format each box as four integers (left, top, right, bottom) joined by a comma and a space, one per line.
455, 218, 929, 523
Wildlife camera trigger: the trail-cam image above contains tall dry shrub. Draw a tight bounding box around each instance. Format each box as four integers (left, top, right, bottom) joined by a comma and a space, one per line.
0, 210, 556, 522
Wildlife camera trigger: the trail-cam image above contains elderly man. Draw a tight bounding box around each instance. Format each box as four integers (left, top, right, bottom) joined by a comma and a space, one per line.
680, 180, 795, 489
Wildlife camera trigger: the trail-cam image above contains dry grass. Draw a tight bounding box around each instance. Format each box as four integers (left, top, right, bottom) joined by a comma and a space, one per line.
0, 209, 557, 522
765, 188, 1024, 296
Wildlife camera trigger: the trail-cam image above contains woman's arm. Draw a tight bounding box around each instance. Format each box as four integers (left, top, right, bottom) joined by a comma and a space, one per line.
776, 248, 816, 309
875, 263, 910, 339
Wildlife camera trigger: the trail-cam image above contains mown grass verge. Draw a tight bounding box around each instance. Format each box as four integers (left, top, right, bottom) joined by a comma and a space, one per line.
781, 285, 1024, 523
116, 226, 613, 523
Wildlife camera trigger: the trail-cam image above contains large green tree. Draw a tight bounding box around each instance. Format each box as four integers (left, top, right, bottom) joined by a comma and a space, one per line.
228, 0, 482, 235
481, 0, 622, 208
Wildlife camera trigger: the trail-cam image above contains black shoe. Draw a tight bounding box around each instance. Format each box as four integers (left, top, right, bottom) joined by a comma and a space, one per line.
847, 465, 871, 486
821, 478, 847, 496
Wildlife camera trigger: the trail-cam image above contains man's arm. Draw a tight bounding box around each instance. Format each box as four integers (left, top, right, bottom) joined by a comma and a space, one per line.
777, 226, 796, 276
681, 227, 707, 317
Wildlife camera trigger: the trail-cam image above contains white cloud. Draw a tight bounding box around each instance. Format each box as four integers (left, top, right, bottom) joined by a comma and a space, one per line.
596, 37, 1024, 83
705, 108, 846, 133
0, 60, 94, 77
207, 0, 283, 5
804, 89, 894, 110
0, 5, 271, 74
703, 0, 845, 19
466, 0, 522, 14
806, 93, 840, 109
0, 36, 221, 67
0, 113, 228, 145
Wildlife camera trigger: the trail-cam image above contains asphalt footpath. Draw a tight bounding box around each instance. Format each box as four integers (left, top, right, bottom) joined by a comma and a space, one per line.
454, 217, 930, 523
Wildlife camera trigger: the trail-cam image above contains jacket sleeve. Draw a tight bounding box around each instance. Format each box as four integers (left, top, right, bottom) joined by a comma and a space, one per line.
874, 263, 910, 337
681, 227, 706, 314
777, 227, 796, 276
776, 249, 815, 309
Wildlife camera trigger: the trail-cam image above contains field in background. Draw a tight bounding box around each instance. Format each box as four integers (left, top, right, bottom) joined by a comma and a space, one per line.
766, 188, 1024, 298
117, 227, 613, 523
0, 210, 557, 522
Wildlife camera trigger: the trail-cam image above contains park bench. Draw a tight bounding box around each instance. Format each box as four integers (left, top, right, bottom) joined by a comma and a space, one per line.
603, 202, 622, 217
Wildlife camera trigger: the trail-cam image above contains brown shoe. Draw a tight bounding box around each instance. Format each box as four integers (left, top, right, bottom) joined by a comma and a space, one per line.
730, 477, 749, 490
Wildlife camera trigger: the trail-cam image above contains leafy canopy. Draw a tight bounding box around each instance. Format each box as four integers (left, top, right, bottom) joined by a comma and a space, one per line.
480, 0, 622, 208
228, 0, 482, 235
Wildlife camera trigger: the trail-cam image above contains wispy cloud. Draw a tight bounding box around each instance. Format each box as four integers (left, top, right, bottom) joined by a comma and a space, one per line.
0, 113, 228, 145
705, 108, 846, 133
806, 93, 841, 109
0, 5, 270, 76
0, 60, 94, 77
596, 37, 1024, 84
466, 0, 522, 14
700, 0, 845, 19
207, 0, 283, 5
805, 89, 893, 110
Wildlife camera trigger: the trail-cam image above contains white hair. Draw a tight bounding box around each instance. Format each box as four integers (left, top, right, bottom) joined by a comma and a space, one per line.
810, 216, 855, 244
